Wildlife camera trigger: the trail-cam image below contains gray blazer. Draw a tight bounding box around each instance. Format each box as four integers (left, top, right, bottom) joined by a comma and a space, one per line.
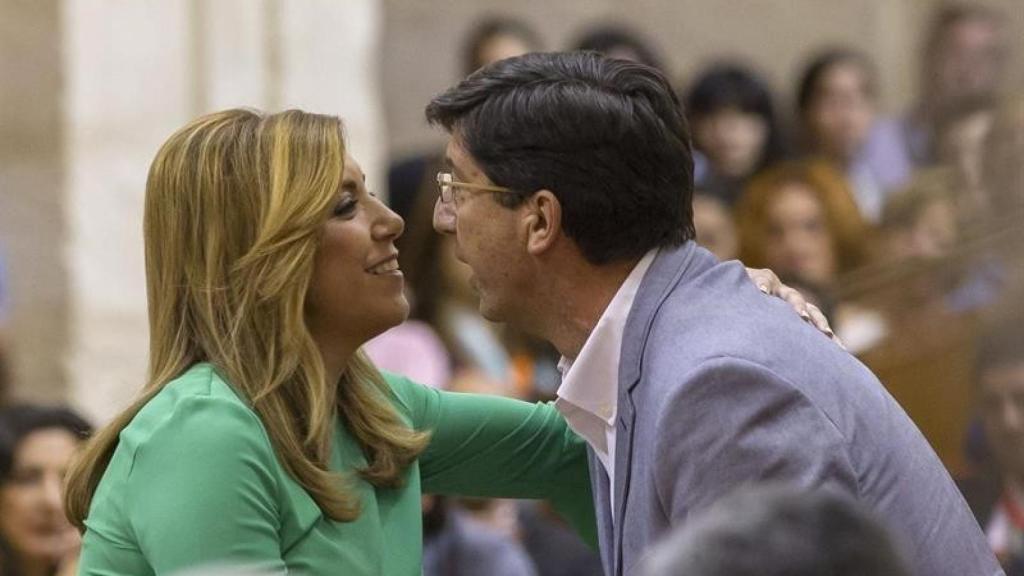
591, 242, 1001, 576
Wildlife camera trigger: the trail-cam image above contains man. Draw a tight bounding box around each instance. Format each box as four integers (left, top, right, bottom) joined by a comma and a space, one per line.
426, 51, 1000, 575
639, 484, 911, 576
962, 318, 1024, 574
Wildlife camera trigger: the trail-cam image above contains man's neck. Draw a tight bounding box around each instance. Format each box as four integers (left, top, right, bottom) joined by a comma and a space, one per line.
539, 257, 640, 360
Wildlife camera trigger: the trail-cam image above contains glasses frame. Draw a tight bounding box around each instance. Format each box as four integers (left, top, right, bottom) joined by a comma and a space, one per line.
436, 171, 512, 204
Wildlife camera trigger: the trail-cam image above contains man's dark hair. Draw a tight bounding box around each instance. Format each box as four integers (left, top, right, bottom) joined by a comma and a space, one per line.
641, 484, 911, 576
426, 51, 694, 265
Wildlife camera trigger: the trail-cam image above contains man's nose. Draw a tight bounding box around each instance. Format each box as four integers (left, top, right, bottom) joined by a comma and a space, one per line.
433, 197, 456, 234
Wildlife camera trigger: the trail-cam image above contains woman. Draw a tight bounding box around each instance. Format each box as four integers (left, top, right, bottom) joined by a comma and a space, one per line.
737, 160, 877, 353
685, 63, 787, 207
0, 404, 92, 576
66, 109, 827, 575
796, 49, 912, 222
63, 109, 593, 575
737, 160, 872, 294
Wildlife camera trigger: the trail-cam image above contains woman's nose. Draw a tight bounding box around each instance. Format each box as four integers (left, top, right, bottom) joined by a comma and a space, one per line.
373, 202, 405, 240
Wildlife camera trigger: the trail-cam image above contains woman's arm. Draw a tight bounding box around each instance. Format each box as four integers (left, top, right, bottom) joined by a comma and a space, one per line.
388, 374, 597, 546
124, 396, 288, 574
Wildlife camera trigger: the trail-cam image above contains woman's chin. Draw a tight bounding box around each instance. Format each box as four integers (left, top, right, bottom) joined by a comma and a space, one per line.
371, 300, 411, 339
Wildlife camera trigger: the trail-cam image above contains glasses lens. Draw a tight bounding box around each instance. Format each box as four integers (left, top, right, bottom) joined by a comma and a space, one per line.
437, 172, 453, 202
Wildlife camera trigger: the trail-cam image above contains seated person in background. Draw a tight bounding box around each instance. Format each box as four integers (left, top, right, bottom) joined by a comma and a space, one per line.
737, 160, 872, 293
881, 168, 1005, 313
571, 25, 664, 71
388, 16, 542, 222
901, 3, 1008, 167
879, 168, 959, 264
962, 317, 1024, 575
640, 484, 911, 576
692, 192, 738, 262
684, 63, 787, 206
422, 495, 537, 576
934, 96, 996, 224
736, 160, 879, 351
796, 48, 912, 222
0, 404, 93, 576
980, 95, 1024, 226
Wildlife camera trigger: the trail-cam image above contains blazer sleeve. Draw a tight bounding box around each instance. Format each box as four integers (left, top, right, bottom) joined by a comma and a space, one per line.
125, 395, 288, 575
652, 357, 859, 523
385, 373, 597, 547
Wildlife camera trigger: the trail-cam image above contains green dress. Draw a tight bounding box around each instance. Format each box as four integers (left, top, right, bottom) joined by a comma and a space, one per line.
78, 363, 595, 575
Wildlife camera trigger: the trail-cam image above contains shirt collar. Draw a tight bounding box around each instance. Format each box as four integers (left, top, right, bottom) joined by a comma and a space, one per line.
556, 248, 658, 425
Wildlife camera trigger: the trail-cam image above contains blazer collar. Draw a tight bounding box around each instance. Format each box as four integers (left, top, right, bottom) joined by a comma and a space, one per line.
618, 241, 702, 393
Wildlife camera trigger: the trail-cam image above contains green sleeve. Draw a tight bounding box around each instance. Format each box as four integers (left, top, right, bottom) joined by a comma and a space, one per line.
125, 395, 288, 574
386, 373, 597, 547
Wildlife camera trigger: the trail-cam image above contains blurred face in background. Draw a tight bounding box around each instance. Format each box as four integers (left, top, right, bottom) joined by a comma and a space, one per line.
0, 428, 80, 565
693, 194, 738, 261
901, 198, 958, 261
938, 109, 995, 217
928, 17, 1005, 115
805, 61, 875, 163
981, 361, 1024, 482
762, 181, 837, 288
693, 107, 768, 179
474, 33, 533, 70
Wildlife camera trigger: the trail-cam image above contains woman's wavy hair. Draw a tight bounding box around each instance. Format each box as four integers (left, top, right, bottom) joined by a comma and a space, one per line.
65, 109, 428, 528
736, 159, 873, 277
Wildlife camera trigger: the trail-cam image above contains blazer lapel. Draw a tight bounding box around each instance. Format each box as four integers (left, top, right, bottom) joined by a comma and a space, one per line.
613, 242, 698, 575
588, 449, 614, 575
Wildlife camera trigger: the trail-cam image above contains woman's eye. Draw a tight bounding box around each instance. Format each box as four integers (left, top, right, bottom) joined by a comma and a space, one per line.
332, 198, 357, 218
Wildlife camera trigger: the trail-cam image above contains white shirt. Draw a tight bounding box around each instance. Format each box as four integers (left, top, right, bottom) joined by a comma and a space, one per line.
555, 249, 658, 520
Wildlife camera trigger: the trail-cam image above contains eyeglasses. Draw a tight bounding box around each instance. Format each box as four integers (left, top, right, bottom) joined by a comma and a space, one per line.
436, 172, 512, 204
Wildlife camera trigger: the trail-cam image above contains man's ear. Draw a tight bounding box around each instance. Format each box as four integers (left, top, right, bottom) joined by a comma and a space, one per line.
522, 190, 562, 256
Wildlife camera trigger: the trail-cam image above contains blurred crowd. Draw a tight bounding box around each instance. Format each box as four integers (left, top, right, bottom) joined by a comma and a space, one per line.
0, 2, 1022, 576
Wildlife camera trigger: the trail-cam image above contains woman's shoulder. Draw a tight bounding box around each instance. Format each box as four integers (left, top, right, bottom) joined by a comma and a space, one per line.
117, 363, 272, 470
379, 370, 439, 426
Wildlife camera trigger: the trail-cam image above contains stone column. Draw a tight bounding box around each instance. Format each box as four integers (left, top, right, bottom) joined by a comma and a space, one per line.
0, 1, 69, 404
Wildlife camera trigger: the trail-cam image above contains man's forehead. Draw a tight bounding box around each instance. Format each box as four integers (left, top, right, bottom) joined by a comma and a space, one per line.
445, 137, 481, 176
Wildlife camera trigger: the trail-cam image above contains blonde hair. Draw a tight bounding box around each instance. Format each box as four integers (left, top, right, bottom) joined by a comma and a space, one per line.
881, 168, 957, 232
65, 109, 428, 528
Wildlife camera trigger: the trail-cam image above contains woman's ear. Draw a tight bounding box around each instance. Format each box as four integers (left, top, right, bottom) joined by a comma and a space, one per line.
523, 190, 562, 256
